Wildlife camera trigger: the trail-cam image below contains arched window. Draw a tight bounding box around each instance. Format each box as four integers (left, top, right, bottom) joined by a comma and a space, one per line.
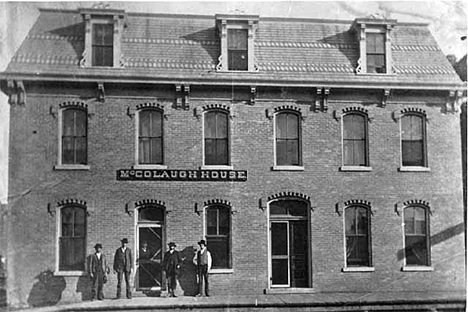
275, 112, 301, 166
139, 109, 163, 164
204, 111, 229, 166
62, 108, 87, 165
345, 206, 371, 267
343, 113, 368, 166
404, 206, 430, 266
206, 205, 231, 269
59, 206, 86, 271
401, 114, 426, 167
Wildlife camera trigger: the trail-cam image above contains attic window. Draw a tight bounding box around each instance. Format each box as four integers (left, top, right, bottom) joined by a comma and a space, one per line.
353, 18, 396, 75
80, 8, 126, 68
216, 14, 259, 72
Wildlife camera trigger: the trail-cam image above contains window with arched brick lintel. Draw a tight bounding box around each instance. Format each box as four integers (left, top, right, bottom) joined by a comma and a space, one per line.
205, 203, 231, 270
403, 205, 431, 267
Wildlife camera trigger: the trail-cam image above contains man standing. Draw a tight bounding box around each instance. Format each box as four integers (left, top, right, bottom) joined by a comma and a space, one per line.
88, 243, 109, 300
192, 240, 212, 297
162, 242, 182, 297
113, 238, 133, 299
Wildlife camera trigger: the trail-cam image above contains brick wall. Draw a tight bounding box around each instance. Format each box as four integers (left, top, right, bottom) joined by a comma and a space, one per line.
5, 83, 465, 307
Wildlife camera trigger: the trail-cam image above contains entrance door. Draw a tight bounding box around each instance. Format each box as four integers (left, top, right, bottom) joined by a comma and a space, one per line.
270, 200, 310, 288
136, 207, 164, 290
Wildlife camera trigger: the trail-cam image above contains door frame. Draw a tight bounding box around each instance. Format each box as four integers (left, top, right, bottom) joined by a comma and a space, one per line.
134, 207, 165, 291
267, 198, 312, 289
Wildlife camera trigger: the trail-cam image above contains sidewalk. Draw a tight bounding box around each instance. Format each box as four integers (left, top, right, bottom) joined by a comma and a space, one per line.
4, 291, 466, 312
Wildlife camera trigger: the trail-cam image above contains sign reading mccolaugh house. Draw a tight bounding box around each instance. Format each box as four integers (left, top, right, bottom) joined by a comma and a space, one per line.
117, 169, 247, 181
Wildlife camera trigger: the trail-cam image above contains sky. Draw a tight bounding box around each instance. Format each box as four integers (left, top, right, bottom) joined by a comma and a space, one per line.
0, 0, 467, 204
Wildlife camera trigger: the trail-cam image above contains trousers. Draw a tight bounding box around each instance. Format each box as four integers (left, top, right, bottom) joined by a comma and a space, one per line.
116, 271, 131, 298
197, 265, 209, 296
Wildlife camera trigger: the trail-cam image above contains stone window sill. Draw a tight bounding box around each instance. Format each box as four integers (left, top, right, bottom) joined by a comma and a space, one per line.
54, 271, 87, 277
201, 165, 234, 170
264, 288, 315, 294
54, 165, 90, 171
399, 167, 431, 172
272, 166, 305, 171
342, 267, 375, 272
132, 164, 168, 170
340, 166, 372, 172
209, 268, 233, 274
402, 266, 434, 272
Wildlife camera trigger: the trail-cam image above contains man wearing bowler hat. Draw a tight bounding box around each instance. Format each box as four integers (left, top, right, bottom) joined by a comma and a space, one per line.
162, 242, 182, 297
192, 239, 212, 297
89, 243, 109, 300
113, 238, 133, 299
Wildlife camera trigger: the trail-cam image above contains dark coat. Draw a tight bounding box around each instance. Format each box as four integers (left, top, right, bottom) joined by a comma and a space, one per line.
89, 253, 109, 275
162, 250, 182, 274
113, 247, 133, 272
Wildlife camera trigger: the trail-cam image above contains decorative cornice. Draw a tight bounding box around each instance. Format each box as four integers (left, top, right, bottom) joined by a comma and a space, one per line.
204, 199, 231, 207
57, 198, 87, 207
268, 192, 310, 202
134, 199, 166, 208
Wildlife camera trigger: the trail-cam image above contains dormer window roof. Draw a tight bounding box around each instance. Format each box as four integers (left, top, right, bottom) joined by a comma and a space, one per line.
352, 17, 397, 75
215, 14, 259, 72
79, 8, 126, 68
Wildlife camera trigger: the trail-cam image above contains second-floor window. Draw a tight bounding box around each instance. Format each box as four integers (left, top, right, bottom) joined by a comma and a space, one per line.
139, 109, 163, 165
343, 113, 368, 166
62, 108, 87, 165
276, 112, 300, 166
366, 33, 386, 73
204, 111, 229, 166
228, 29, 248, 71
92, 23, 113, 67
401, 114, 426, 167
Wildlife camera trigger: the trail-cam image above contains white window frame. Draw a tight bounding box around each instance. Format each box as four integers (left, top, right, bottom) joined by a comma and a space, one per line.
401, 205, 433, 271
272, 111, 304, 171
215, 14, 259, 72
201, 109, 233, 170
339, 111, 372, 172
133, 108, 167, 170
203, 204, 234, 274
54, 106, 90, 171
341, 205, 375, 272
398, 113, 430, 172
54, 205, 87, 276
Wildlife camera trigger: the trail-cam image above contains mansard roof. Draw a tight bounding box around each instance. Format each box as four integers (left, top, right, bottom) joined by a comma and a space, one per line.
1, 8, 463, 89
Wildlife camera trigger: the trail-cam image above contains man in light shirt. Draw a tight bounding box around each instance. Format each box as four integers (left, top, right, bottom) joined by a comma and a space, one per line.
192, 239, 212, 297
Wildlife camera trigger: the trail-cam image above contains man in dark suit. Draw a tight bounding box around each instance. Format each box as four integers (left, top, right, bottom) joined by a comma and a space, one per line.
88, 243, 109, 300
162, 242, 182, 297
113, 238, 133, 299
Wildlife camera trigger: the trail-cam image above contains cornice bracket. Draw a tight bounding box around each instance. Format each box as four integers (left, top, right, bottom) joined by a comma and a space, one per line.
250, 87, 257, 105
382, 89, 391, 108
7, 80, 26, 105
97, 82, 105, 102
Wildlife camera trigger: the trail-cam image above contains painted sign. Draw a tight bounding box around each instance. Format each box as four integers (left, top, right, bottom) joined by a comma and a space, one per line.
117, 169, 247, 182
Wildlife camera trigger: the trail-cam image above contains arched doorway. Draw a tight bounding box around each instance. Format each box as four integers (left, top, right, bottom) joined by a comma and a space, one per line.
269, 199, 310, 288
136, 206, 165, 290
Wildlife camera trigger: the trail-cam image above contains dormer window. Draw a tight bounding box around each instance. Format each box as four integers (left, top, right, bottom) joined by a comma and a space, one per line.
216, 14, 259, 72
80, 8, 126, 68
353, 18, 396, 75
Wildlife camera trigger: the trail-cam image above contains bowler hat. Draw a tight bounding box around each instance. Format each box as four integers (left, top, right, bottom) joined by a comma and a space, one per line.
168, 242, 177, 247
198, 239, 206, 246
94, 243, 102, 249
121, 238, 129, 243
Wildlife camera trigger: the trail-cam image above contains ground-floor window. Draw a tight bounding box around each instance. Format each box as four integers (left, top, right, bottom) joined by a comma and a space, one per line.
59, 206, 86, 271
206, 205, 231, 269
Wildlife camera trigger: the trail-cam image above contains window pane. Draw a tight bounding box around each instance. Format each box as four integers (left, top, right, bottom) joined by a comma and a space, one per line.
207, 236, 229, 268
276, 139, 287, 166
63, 110, 75, 136
276, 114, 287, 139
287, 201, 308, 217
404, 208, 415, 234
140, 111, 151, 137
150, 111, 163, 137
74, 110, 87, 136
138, 207, 164, 222
366, 33, 385, 53
402, 141, 424, 166
344, 114, 365, 140
270, 202, 287, 215
286, 140, 299, 165
228, 29, 247, 49
272, 259, 288, 285
207, 209, 217, 235
215, 139, 228, 165
405, 235, 428, 266
62, 137, 75, 164
345, 208, 355, 235
102, 24, 113, 45
73, 208, 85, 237
413, 207, 426, 234
139, 138, 151, 164
205, 112, 216, 138
75, 137, 87, 164
346, 236, 369, 266
150, 138, 163, 164
356, 207, 368, 235
402, 115, 423, 140
271, 223, 288, 256
216, 113, 228, 138
366, 33, 376, 53
61, 207, 74, 236
218, 209, 230, 235
286, 114, 299, 139
228, 51, 248, 70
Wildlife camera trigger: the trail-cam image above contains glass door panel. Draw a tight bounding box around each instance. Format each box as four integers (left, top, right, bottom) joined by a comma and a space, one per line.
271, 222, 289, 286
137, 226, 163, 289
290, 221, 308, 287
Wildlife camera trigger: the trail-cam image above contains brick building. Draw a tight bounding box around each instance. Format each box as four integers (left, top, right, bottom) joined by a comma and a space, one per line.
0, 7, 465, 309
